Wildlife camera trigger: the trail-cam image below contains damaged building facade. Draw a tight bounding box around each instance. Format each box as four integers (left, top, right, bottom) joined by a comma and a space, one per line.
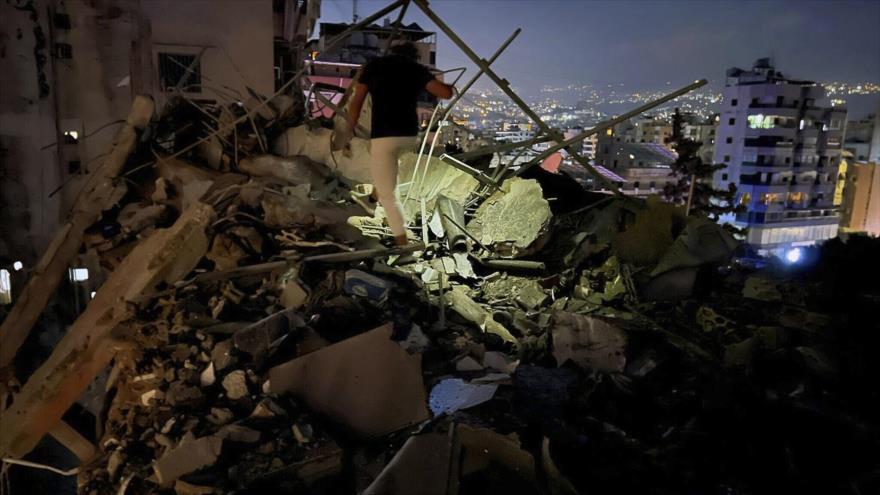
0, 0, 309, 264
2, 1, 880, 495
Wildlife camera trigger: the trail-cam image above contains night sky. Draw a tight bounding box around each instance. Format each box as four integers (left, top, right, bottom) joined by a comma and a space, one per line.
322, 0, 880, 96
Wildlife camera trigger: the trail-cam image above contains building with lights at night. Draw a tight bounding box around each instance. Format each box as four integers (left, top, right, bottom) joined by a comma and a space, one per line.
713, 58, 848, 256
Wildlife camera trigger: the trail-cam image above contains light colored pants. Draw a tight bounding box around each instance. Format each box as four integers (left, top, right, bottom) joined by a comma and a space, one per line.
370, 136, 416, 237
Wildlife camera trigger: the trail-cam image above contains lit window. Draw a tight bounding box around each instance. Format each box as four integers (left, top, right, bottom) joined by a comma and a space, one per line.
63, 130, 79, 143
13, 261, 23, 271
748, 114, 775, 129
68, 267, 89, 282
0, 269, 11, 305
740, 193, 752, 206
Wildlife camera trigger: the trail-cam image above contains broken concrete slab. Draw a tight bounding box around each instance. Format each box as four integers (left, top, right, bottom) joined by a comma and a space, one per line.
238, 154, 329, 187
153, 433, 224, 487
0, 95, 154, 370
0, 202, 214, 458
233, 308, 304, 362
551, 311, 627, 372
363, 430, 455, 495
612, 196, 685, 267
269, 323, 429, 437
650, 216, 738, 276
466, 177, 552, 258
446, 286, 518, 345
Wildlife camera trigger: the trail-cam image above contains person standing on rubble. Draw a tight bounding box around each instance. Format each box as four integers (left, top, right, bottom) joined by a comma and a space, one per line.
339, 42, 455, 246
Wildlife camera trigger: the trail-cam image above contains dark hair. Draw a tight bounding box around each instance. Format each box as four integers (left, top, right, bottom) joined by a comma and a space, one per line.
390, 42, 419, 61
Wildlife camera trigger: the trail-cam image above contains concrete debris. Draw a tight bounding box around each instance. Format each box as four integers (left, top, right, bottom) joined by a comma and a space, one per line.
2, 29, 865, 494
363, 431, 454, 495
221, 370, 249, 400
467, 178, 552, 258
153, 433, 223, 487
551, 312, 627, 372
269, 323, 429, 437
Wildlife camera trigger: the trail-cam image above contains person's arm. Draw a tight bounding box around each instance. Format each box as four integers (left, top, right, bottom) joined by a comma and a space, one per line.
347, 82, 369, 132
426, 79, 454, 99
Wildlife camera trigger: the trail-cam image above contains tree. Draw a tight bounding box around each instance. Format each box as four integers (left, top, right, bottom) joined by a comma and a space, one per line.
663, 108, 743, 226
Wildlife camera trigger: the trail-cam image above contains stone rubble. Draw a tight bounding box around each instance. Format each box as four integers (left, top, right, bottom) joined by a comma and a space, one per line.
3, 84, 877, 495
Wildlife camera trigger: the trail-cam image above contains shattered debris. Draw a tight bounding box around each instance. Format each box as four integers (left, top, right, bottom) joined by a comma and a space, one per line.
1, 8, 877, 495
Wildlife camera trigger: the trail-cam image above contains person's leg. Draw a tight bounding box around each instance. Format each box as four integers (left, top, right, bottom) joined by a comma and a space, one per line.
370, 137, 410, 245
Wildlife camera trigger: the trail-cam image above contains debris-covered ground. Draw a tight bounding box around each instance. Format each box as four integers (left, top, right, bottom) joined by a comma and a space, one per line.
4, 89, 880, 495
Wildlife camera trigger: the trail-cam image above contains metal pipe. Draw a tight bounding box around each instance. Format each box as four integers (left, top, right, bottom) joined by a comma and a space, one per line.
381, 0, 411, 56
412, 0, 622, 192
439, 28, 521, 121
455, 134, 552, 161
438, 153, 498, 187
437, 196, 468, 252
441, 213, 491, 253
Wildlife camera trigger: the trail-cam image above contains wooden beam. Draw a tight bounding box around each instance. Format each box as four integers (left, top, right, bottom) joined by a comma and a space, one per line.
0, 95, 155, 369
0, 202, 214, 459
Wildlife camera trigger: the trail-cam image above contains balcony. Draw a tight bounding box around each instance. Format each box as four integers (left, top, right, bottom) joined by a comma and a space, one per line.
744, 136, 794, 148
748, 102, 799, 109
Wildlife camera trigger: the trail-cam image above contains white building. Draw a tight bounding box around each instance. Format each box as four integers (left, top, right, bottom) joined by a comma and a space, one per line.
713, 58, 847, 256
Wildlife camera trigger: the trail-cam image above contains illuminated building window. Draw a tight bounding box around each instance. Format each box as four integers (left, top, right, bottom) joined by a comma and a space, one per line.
740, 192, 752, 206
760, 193, 781, 204
68, 267, 89, 282
748, 114, 775, 129
788, 192, 804, 203
1, 269, 11, 305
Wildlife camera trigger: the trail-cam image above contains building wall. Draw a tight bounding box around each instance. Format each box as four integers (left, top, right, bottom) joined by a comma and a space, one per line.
0, 0, 276, 267
142, 0, 275, 108
713, 61, 847, 253
840, 162, 880, 236
1, 0, 64, 262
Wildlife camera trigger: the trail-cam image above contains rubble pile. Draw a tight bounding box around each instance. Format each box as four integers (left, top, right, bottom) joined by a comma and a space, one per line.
4, 90, 880, 495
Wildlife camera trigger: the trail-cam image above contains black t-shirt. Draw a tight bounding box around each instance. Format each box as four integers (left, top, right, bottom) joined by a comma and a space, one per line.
359, 55, 435, 139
